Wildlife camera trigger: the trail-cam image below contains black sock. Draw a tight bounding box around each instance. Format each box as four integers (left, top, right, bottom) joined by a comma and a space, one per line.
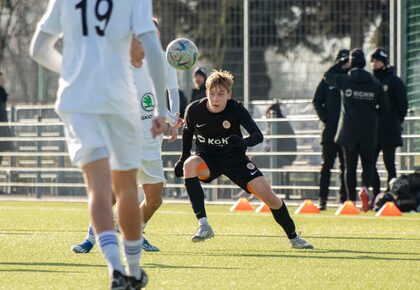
270, 202, 297, 239
185, 177, 207, 219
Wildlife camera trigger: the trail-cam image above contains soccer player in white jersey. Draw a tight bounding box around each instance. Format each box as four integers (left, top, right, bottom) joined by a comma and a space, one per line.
30, 0, 168, 289
71, 36, 180, 253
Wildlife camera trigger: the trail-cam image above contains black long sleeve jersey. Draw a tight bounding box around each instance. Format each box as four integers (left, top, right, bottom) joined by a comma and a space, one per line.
180, 98, 263, 158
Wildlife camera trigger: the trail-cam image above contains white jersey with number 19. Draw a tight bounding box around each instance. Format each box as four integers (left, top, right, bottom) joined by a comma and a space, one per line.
36, 0, 156, 115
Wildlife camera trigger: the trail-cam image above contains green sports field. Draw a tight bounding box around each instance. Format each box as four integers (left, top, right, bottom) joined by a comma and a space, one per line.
0, 201, 419, 290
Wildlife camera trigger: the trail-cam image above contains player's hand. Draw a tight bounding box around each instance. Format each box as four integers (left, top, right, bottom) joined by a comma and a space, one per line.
174, 116, 183, 128
167, 126, 178, 143
174, 159, 185, 178
227, 135, 246, 149
151, 116, 167, 138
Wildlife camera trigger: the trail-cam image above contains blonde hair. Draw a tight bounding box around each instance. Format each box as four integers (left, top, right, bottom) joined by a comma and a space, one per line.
205, 70, 234, 93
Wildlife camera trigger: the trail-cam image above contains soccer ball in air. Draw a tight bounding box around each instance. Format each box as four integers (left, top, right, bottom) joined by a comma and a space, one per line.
166, 38, 198, 70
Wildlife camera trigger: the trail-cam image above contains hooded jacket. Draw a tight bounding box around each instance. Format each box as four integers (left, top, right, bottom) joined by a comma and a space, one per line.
373, 66, 408, 146
324, 64, 389, 152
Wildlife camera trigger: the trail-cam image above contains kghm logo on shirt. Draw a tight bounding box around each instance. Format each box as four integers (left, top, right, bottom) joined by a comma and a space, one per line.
197, 134, 228, 147
141, 93, 155, 112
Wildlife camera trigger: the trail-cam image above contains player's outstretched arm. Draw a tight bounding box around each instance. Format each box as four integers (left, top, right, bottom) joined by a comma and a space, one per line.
237, 105, 264, 147
174, 108, 194, 177
29, 29, 62, 74
165, 66, 181, 126
137, 32, 167, 117
166, 88, 181, 127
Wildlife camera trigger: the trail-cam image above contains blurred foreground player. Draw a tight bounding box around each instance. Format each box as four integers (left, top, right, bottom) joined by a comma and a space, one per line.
174, 70, 313, 249
30, 0, 168, 288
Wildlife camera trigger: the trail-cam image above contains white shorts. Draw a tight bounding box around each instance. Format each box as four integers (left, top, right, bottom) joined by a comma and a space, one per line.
138, 158, 166, 185
58, 112, 142, 170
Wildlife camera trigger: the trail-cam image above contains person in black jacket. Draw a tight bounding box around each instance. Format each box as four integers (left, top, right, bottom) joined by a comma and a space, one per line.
324, 49, 389, 212
174, 70, 313, 249
0, 72, 12, 165
313, 49, 350, 210
370, 48, 408, 204
190, 67, 207, 103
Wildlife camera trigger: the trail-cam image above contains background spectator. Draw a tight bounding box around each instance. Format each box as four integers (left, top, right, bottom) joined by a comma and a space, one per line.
190, 67, 207, 103
0, 71, 12, 165
370, 48, 408, 205
324, 49, 388, 211
313, 49, 350, 210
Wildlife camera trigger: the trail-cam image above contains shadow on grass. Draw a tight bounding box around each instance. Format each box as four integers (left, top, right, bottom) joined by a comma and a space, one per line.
0, 262, 106, 268
144, 263, 240, 270
305, 235, 420, 241
197, 252, 420, 262
319, 248, 420, 256
0, 229, 86, 235
0, 269, 81, 273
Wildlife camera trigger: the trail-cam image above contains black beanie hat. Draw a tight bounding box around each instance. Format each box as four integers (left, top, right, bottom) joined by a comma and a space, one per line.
194, 67, 207, 79
350, 49, 366, 68
371, 48, 388, 65
335, 49, 349, 62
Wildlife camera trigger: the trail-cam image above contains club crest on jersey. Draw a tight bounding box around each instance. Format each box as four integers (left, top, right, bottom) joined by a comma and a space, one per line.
222, 120, 231, 129
383, 85, 388, 92
141, 93, 155, 112
246, 162, 256, 170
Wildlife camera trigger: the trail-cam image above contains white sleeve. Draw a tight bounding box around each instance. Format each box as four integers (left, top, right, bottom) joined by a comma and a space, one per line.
165, 88, 180, 126
131, 0, 157, 36
29, 30, 62, 74
138, 32, 167, 116
166, 65, 179, 90
37, 0, 63, 37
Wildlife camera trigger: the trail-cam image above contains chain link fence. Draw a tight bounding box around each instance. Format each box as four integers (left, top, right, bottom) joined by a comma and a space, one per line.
1, 0, 389, 104
406, 0, 420, 166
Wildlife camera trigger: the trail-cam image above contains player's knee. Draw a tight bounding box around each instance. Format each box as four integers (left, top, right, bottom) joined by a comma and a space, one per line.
266, 194, 282, 209
183, 158, 201, 176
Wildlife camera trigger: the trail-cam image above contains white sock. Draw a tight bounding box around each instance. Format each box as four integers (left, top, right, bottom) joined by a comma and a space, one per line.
198, 217, 208, 226
123, 238, 143, 279
85, 223, 96, 244
97, 231, 124, 275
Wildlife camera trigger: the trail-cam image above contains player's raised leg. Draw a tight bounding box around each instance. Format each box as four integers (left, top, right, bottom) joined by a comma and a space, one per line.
183, 156, 214, 242
247, 176, 313, 249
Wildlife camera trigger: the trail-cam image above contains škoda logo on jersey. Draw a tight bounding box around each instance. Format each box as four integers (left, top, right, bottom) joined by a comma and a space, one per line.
141, 93, 155, 112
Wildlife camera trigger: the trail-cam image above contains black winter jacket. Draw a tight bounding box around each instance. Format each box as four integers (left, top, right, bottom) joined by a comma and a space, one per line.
324, 65, 389, 152
313, 67, 347, 144
373, 66, 408, 146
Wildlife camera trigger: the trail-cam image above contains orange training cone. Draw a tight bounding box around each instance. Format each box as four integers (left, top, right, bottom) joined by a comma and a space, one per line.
230, 197, 254, 212
294, 199, 320, 214
335, 200, 359, 215
255, 203, 271, 213
375, 202, 402, 217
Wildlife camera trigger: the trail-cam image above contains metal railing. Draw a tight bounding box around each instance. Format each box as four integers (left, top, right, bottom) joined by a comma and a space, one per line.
0, 101, 418, 201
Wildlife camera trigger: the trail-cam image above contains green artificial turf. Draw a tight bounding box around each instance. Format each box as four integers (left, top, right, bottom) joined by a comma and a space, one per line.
0, 201, 419, 289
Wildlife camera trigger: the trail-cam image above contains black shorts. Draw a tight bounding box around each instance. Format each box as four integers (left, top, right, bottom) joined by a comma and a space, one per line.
197, 152, 263, 193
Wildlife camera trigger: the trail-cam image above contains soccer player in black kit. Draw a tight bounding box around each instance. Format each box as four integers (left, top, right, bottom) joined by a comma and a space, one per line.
174, 70, 313, 249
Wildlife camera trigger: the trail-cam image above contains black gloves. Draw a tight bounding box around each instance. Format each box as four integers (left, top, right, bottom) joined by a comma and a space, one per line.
227, 135, 246, 149
174, 158, 186, 178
